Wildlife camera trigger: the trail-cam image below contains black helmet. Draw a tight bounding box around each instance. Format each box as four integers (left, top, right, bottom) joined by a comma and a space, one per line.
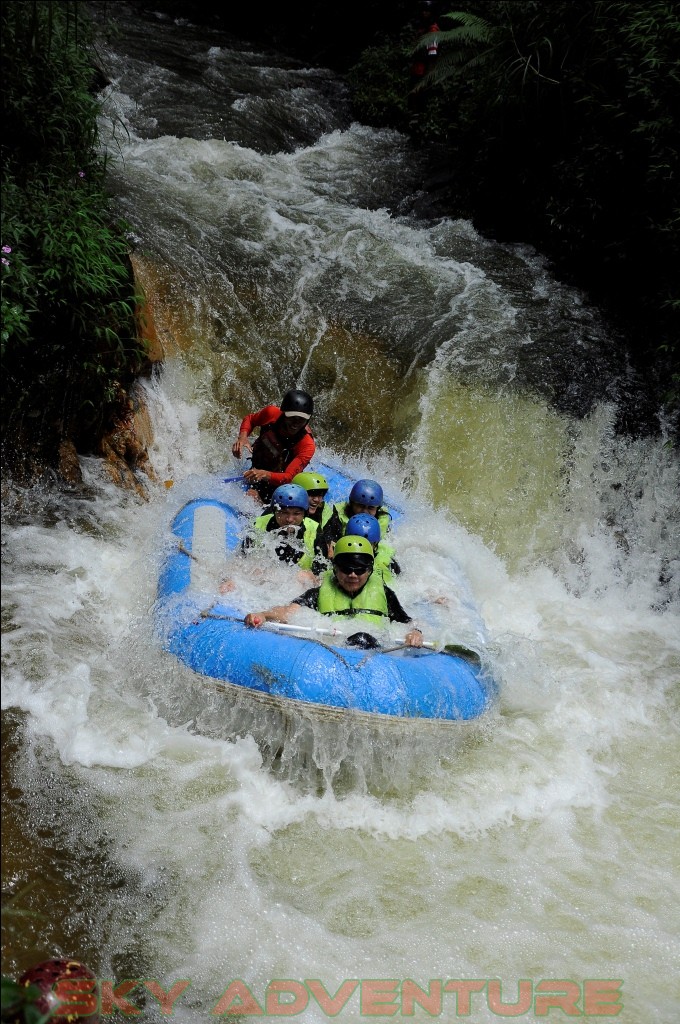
281, 389, 314, 419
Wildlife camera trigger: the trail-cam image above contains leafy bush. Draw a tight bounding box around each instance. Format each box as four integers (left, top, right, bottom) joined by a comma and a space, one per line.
1, 975, 51, 1024
1, 1, 148, 479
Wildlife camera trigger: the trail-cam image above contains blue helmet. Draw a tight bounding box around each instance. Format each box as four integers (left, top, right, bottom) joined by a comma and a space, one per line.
271, 483, 309, 511
345, 513, 380, 546
349, 479, 383, 507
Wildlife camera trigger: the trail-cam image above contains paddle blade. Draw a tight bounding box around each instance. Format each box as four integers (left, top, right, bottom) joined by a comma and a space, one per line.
443, 643, 482, 665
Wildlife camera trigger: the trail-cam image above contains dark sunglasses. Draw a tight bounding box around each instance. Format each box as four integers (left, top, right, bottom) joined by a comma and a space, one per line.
335, 561, 371, 576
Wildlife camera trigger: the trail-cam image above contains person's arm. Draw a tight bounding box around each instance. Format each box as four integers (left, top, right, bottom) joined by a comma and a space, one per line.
265, 430, 316, 487
232, 405, 280, 459
245, 585, 320, 626
291, 587, 321, 610
232, 432, 251, 459
244, 603, 300, 627
402, 626, 423, 647
232, 412, 255, 458
384, 586, 411, 623
385, 586, 423, 646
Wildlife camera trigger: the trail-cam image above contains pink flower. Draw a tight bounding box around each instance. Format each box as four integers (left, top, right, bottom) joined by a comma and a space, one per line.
1, 245, 11, 254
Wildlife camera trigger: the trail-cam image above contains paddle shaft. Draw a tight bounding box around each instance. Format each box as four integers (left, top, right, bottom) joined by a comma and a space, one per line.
205, 613, 402, 642
260, 620, 479, 659
263, 620, 435, 648
261, 620, 344, 638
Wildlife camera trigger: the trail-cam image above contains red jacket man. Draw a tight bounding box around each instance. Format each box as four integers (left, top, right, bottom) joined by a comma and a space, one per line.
232, 389, 316, 502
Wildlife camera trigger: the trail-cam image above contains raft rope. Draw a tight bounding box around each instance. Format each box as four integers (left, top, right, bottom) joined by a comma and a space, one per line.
178, 540, 199, 561
354, 644, 402, 668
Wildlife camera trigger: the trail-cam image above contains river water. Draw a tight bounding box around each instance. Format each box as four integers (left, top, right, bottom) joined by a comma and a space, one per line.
2, 3, 679, 1021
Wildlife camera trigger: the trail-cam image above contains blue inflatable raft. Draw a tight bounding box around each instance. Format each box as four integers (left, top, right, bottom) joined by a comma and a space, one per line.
155, 464, 497, 722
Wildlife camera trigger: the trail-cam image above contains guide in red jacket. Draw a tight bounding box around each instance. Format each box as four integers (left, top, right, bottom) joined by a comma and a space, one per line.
232, 388, 316, 502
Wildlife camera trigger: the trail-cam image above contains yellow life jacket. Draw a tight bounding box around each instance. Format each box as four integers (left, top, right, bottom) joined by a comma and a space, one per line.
320, 502, 334, 528
316, 569, 389, 627
308, 502, 333, 529
333, 502, 391, 539
253, 513, 318, 570
372, 540, 397, 585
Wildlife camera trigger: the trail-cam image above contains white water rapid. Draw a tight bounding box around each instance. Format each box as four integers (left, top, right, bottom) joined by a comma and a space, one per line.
2, 5, 678, 1022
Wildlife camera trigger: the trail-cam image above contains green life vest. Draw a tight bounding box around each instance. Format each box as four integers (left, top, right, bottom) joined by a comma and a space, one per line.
374, 539, 395, 566
253, 513, 319, 570
316, 569, 389, 627
373, 540, 396, 585
320, 502, 334, 528
308, 502, 333, 529
334, 502, 391, 539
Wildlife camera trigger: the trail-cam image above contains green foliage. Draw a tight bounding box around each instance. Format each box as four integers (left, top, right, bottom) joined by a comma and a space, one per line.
2, 170, 135, 353
347, 36, 412, 131
1, 976, 52, 1024
410, 11, 499, 89
1, 0, 148, 477
412, 7, 565, 92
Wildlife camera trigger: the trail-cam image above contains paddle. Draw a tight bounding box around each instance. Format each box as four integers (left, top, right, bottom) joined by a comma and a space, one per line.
261, 621, 346, 639
198, 609, 481, 662
440, 642, 482, 662
199, 611, 344, 638
266, 622, 482, 663
263, 622, 482, 663
276, 621, 474, 652
223, 475, 245, 483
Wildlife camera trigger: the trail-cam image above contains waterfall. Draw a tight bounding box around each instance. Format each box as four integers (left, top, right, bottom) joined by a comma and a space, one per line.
2, 5, 678, 1020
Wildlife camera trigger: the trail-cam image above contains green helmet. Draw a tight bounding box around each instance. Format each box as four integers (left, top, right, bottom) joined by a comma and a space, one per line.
333, 535, 374, 560
292, 471, 329, 494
